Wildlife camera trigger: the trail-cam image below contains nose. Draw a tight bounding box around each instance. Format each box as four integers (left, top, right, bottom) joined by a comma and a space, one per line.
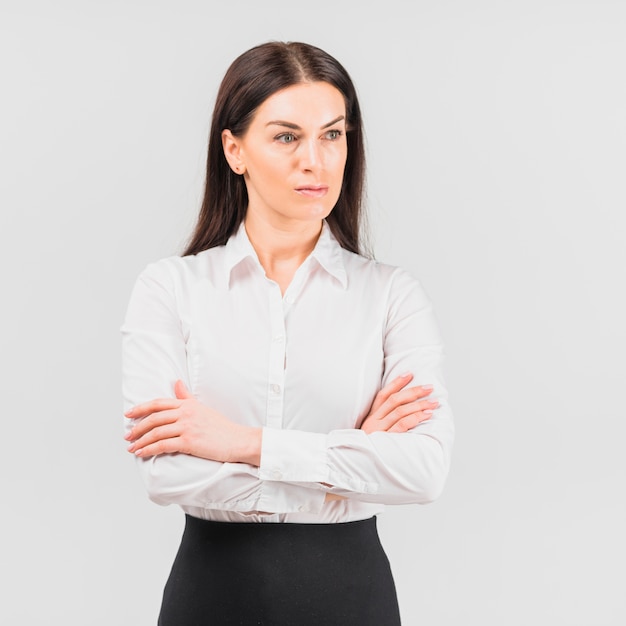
299, 138, 322, 172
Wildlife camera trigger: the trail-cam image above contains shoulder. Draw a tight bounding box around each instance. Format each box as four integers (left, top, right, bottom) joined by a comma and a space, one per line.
136, 247, 225, 291
340, 249, 422, 296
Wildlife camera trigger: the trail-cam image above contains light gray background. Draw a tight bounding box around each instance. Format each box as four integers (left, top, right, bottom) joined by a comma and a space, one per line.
1, 0, 624, 624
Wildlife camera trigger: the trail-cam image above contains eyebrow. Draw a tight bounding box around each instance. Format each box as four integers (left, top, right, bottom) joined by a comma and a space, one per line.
266, 115, 345, 130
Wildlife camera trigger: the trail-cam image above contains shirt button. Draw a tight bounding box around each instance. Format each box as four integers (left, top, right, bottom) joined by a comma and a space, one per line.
272, 470, 282, 480
273, 335, 284, 343
271, 384, 281, 394
285, 296, 295, 304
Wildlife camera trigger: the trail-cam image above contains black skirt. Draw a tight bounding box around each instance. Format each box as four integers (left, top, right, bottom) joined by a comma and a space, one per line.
158, 514, 402, 626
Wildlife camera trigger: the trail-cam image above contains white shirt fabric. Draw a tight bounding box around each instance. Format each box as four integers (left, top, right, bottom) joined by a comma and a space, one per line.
122, 221, 454, 523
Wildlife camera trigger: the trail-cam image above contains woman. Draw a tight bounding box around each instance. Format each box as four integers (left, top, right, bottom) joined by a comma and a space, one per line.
122, 41, 454, 625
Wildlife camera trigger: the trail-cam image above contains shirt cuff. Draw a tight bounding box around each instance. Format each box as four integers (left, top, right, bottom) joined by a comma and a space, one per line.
257, 480, 326, 515
260, 428, 329, 483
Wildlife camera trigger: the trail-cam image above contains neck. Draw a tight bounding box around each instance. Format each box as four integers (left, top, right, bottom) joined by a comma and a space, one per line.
243, 212, 323, 293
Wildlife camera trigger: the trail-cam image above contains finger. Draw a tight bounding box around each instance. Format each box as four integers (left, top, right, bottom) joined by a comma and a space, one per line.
133, 436, 185, 458
175, 380, 193, 400
388, 409, 434, 433
128, 423, 182, 454
361, 404, 432, 434
370, 373, 413, 413
126, 408, 180, 441
377, 398, 438, 431
125, 398, 182, 419
372, 386, 435, 423
386, 385, 435, 409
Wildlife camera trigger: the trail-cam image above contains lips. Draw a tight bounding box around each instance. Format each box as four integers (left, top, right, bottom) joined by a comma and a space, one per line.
295, 185, 329, 198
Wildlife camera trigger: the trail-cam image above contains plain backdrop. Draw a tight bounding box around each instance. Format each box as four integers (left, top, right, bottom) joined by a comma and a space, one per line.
1, 1, 625, 624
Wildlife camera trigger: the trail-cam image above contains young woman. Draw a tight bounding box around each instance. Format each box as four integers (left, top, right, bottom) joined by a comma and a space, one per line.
122, 41, 454, 625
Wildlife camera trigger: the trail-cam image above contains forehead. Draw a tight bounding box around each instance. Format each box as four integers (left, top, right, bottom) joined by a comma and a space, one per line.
252, 82, 346, 126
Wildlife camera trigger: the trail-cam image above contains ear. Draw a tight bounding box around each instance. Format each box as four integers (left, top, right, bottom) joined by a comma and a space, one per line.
222, 129, 246, 175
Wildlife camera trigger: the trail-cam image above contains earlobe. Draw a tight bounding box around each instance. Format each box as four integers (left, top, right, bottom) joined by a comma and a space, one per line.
222, 129, 246, 175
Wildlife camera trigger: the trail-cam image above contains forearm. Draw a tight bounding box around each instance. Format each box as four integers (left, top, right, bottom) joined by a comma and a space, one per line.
235, 426, 262, 467
259, 405, 454, 505
133, 451, 327, 514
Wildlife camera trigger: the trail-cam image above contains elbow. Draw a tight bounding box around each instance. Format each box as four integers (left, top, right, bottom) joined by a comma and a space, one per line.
368, 431, 452, 505
136, 456, 180, 507
415, 469, 448, 504
412, 441, 451, 505
384, 464, 448, 506
145, 484, 170, 507
383, 453, 449, 505
143, 475, 172, 507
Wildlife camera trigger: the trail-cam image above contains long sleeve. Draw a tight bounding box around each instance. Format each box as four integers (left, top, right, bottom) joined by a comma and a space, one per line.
258, 268, 454, 505
122, 223, 454, 522
122, 260, 327, 516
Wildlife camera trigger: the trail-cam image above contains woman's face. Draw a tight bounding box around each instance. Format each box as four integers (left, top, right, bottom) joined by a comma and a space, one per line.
223, 81, 348, 228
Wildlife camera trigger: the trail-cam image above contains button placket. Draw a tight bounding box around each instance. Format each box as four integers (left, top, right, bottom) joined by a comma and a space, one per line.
266, 284, 286, 429
282, 258, 309, 310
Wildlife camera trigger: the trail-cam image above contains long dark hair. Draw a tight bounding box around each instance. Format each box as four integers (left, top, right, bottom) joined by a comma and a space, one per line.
183, 41, 367, 256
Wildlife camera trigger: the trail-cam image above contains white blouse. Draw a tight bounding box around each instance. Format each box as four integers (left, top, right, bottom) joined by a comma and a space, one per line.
122, 221, 454, 523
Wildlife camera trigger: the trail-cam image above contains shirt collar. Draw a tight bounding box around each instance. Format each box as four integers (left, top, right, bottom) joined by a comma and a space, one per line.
222, 221, 259, 282
309, 221, 348, 289
222, 220, 348, 290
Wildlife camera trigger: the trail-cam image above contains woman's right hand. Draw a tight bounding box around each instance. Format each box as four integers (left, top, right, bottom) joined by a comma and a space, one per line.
360, 373, 438, 434
125, 381, 262, 465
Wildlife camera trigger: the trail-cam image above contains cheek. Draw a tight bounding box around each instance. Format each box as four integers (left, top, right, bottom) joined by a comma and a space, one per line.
247, 157, 289, 192
332, 143, 348, 171
331, 153, 348, 184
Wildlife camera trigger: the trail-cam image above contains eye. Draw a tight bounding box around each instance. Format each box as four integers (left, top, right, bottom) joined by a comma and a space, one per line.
276, 133, 297, 144
324, 129, 343, 141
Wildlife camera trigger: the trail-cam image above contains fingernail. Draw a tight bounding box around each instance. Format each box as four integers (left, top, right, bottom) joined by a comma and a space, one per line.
134, 448, 143, 456
124, 432, 131, 440
429, 400, 439, 407
400, 372, 412, 378
422, 384, 434, 391
423, 410, 434, 417
124, 409, 133, 417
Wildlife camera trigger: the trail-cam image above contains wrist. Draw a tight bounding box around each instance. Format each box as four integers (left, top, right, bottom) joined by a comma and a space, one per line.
236, 426, 262, 466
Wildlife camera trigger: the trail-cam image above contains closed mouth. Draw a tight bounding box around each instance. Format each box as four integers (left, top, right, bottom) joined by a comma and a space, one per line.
295, 185, 329, 198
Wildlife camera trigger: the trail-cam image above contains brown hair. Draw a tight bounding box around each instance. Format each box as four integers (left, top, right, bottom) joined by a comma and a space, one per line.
183, 41, 367, 256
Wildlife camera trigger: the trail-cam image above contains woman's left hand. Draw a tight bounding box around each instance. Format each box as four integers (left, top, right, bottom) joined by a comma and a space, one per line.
124, 381, 262, 465
360, 373, 438, 434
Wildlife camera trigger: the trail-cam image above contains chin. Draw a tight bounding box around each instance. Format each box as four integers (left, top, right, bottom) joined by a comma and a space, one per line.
305, 206, 334, 221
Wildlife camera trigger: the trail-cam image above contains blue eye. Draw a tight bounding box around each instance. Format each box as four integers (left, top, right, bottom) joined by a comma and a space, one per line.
277, 133, 297, 144
325, 129, 343, 140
